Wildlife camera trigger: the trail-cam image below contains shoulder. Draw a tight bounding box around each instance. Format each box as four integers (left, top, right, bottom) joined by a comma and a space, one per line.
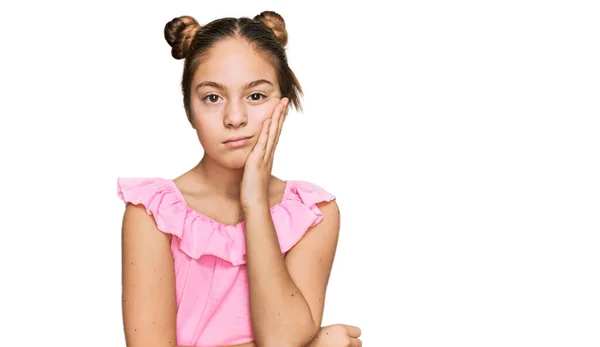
282, 181, 340, 261
273, 179, 340, 257
286, 179, 336, 205
121, 202, 172, 242
117, 177, 182, 208
119, 179, 175, 246
285, 179, 339, 225
117, 176, 186, 239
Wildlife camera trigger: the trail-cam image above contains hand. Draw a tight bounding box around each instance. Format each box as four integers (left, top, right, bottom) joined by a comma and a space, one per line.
306, 324, 362, 347
240, 97, 289, 209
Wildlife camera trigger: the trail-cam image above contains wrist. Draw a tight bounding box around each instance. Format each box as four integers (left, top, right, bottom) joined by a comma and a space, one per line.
241, 199, 270, 212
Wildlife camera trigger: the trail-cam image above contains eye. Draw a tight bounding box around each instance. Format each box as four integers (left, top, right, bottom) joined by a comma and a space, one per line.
248, 93, 266, 101
203, 94, 221, 104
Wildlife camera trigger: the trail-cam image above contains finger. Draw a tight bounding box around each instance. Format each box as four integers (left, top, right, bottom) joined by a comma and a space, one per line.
252, 118, 271, 158
350, 338, 362, 347
272, 99, 288, 154
342, 324, 361, 338
264, 98, 287, 161
264, 98, 286, 155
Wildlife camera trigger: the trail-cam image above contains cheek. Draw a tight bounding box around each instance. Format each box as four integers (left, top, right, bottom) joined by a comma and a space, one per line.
196, 124, 217, 143
193, 116, 220, 144
249, 100, 279, 123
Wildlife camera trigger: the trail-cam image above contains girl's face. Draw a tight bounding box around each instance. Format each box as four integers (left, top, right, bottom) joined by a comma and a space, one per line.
189, 38, 283, 169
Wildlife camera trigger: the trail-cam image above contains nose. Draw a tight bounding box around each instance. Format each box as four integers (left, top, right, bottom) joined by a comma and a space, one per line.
223, 100, 247, 129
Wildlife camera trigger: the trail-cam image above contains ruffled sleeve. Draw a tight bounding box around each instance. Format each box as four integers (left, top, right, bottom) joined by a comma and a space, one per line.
117, 177, 190, 239
116, 178, 336, 266
269, 180, 336, 255
117, 177, 254, 264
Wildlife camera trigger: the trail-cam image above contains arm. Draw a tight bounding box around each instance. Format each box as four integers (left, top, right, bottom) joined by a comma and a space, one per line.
222, 323, 363, 347
121, 204, 197, 347
243, 200, 341, 347
121, 203, 324, 347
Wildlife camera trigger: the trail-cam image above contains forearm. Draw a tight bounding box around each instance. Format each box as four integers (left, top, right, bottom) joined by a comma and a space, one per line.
176, 343, 255, 347
243, 204, 319, 347
211, 327, 325, 347
176, 331, 320, 347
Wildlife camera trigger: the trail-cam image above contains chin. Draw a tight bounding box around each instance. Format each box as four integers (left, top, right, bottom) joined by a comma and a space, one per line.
216, 150, 250, 170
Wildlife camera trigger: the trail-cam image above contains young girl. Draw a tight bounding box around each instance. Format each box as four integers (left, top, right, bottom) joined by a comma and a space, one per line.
117, 11, 362, 347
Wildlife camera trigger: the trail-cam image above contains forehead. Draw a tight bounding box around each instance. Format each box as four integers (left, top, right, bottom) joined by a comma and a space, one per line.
193, 38, 278, 87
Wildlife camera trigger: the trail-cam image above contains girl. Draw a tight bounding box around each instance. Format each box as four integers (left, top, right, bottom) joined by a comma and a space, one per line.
118, 11, 362, 347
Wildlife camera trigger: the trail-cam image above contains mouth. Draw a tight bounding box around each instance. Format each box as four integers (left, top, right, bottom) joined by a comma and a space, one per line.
223, 136, 253, 148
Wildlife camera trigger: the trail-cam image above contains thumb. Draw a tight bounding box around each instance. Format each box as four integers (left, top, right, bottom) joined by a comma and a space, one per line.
341, 324, 361, 338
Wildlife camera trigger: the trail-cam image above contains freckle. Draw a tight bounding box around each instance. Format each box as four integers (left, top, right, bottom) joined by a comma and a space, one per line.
326, 333, 328, 335
134, 329, 137, 331
291, 293, 294, 296
131, 262, 134, 265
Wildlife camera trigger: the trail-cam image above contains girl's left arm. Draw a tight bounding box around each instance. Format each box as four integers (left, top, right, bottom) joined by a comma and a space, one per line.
243, 199, 340, 347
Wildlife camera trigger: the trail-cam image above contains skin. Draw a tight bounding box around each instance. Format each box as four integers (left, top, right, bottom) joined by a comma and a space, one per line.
121, 37, 361, 347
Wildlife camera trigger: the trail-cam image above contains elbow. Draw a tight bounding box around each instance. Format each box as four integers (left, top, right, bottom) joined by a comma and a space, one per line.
301, 321, 320, 347
257, 321, 319, 347
295, 316, 320, 347
294, 323, 323, 347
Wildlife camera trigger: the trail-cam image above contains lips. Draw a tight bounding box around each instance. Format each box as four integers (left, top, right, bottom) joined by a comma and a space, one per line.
223, 136, 252, 144
223, 135, 253, 148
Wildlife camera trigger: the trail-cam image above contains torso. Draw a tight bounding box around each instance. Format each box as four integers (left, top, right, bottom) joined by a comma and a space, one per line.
117, 176, 334, 345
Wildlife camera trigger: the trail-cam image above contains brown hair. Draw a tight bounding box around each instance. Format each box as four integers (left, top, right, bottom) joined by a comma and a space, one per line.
164, 11, 303, 124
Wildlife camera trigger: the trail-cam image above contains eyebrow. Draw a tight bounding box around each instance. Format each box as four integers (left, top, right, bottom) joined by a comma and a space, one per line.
195, 79, 273, 91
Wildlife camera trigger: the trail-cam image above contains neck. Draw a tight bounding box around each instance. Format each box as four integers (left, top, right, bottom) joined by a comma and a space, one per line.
192, 155, 245, 199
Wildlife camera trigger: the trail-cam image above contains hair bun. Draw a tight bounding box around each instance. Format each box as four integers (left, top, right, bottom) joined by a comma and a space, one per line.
164, 16, 201, 59
254, 11, 288, 47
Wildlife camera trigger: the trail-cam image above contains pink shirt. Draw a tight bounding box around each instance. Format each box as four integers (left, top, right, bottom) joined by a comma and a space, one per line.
117, 177, 335, 346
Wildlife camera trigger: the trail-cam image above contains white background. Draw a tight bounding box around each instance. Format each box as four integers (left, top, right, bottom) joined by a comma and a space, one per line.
1, 0, 598, 346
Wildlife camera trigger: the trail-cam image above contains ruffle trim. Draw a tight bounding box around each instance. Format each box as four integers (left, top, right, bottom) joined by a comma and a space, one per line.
117, 177, 335, 266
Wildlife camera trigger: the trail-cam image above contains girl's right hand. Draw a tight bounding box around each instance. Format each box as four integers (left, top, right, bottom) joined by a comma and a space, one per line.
307, 324, 362, 347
